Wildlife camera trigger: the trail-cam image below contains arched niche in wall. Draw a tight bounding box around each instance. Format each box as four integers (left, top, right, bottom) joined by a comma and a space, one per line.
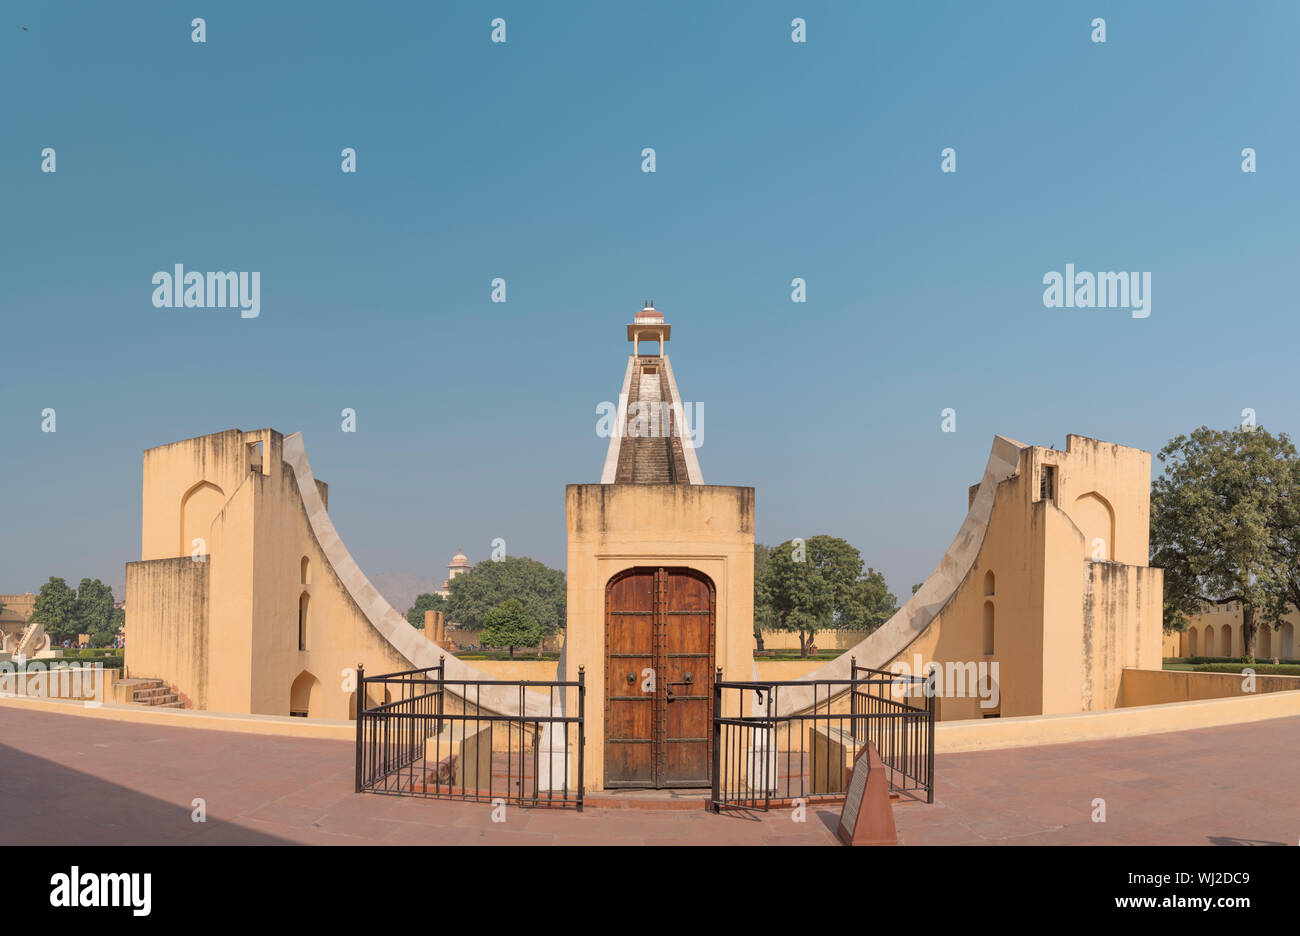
983, 570, 995, 597
289, 670, 320, 717
978, 671, 1000, 718
179, 480, 225, 557
1071, 491, 1116, 562
298, 592, 310, 651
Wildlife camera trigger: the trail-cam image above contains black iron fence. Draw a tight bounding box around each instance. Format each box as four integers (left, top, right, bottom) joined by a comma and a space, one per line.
711, 659, 934, 811
355, 660, 585, 810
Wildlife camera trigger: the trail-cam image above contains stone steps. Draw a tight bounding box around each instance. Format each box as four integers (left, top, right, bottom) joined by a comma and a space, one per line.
614, 357, 680, 484
126, 677, 188, 709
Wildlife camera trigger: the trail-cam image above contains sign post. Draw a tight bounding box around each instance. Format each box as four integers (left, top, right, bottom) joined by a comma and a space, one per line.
836, 742, 898, 846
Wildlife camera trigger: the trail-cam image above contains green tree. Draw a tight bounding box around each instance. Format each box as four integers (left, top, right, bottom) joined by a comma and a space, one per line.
753, 543, 777, 650
75, 579, 117, 646
30, 577, 78, 642
480, 598, 543, 658
446, 556, 565, 633
1150, 426, 1299, 659
405, 592, 447, 628
759, 535, 897, 657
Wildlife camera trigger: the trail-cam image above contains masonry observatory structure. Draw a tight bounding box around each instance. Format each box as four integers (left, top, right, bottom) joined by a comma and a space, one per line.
121, 299, 1164, 796
567, 301, 754, 789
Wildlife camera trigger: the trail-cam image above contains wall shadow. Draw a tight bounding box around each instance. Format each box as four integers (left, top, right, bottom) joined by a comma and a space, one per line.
0, 743, 293, 845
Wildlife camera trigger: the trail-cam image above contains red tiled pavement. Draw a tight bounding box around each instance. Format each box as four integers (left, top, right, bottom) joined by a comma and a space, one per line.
2, 705, 1297, 845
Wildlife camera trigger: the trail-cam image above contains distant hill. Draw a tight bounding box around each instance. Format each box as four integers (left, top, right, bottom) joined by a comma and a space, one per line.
369, 573, 441, 617
111, 575, 437, 617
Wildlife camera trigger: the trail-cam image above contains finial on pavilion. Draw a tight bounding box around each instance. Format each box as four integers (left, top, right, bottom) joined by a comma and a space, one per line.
628, 299, 670, 355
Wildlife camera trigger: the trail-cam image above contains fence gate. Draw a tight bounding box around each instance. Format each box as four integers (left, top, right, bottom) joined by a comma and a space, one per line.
355, 660, 585, 810
711, 662, 934, 811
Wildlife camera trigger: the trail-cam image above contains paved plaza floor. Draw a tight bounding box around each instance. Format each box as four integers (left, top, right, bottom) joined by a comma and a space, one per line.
3, 706, 1296, 846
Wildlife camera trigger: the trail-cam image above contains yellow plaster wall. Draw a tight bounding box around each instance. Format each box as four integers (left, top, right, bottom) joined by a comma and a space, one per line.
244, 459, 412, 719
139, 428, 276, 561
1049, 435, 1152, 566
469, 659, 561, 684
127, 428, 416, 721
754, 660, 822, 680
899, 465, 1050, 720
872, 435, 1161, 721
124, 558, 210, 707
1119, 667, 1300, 705
1080, 561, 1163, 710
935, 688, 1300, 753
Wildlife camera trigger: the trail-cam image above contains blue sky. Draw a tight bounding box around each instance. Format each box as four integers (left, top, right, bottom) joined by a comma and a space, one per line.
3, 2, 1298, 601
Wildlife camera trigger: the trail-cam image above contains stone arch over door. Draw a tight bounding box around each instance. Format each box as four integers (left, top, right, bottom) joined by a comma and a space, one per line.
978, 671, 1000, 717
604, 567, 715, 789
1281, 622, 1295, 660
1188, 627, 1198, 656
1071, 491, 1116, 561
290, 670, 320, 717
179, 480, 225, 557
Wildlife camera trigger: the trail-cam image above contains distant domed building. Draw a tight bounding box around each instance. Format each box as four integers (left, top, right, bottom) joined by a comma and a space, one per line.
435, 549, 472, 597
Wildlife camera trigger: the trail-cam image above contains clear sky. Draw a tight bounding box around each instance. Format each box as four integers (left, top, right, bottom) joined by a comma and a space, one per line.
3, 2, 1298, 601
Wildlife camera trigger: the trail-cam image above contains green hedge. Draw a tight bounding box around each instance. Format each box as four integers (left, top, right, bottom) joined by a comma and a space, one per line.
456, 651, 562, 661
1167, 655, 1298, 665
3, 657, 124, 671
753, 651, 843, 661
1189, 662, 1300, 677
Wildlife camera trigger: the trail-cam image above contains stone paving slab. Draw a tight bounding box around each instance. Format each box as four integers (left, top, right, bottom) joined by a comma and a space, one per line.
2, 706, 1296, 845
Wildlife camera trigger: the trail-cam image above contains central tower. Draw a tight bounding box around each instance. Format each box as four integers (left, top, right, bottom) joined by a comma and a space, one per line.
565, 300, 753, 791
600, 300, 703, 485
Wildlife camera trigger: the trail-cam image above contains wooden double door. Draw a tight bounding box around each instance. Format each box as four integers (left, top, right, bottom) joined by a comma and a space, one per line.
604, 568, 715, 788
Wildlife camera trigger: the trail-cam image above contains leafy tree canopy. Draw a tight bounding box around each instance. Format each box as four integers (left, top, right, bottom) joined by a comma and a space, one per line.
76, 578, 118, 646
753, 544, 778, 648
480, 598, 544, 657
29, 577, 121, 646
446, 556, 565, 633
758, 535, 897, 657
1151, 425, 1299, 658
405, 592, 447, 628
31, 577, 78, 642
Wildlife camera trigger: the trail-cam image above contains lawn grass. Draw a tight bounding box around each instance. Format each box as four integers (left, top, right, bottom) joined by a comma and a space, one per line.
1163, 659, 1300, 676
